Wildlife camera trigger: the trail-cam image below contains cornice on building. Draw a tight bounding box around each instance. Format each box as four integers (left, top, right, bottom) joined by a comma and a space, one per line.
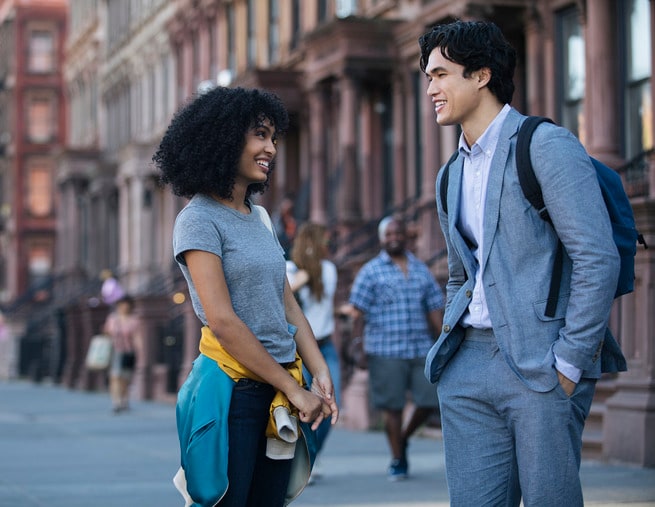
65, 16, 100, 60
64, 47, 100, 84
302, 16, 400, 87
233, 68, 304, 111
55, 146, 101, 185
166, 0, 218, 47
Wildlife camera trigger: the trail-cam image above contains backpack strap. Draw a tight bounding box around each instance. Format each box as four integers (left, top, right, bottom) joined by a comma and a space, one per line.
516, 116, 562, 318
254, 204, 274, 235
545, 243, 564, 318
439, 150, 460, 215
516, 116, 554, 222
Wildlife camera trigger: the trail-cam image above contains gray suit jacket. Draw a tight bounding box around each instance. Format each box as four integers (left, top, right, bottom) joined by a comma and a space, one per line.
425, 108, 626, 392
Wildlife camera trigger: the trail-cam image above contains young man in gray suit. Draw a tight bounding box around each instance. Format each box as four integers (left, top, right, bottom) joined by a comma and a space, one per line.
418, 20, 626, 507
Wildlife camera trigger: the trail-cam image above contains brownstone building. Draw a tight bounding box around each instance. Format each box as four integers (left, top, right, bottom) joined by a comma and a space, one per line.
0, 0, 652, 466
0, 0, 67, 379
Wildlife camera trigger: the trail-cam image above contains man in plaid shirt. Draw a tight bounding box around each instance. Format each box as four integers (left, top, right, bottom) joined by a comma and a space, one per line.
343, 216, 444, 481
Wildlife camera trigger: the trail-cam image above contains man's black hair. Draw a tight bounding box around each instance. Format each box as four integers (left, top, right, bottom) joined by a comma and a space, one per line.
418, 20, 516, 105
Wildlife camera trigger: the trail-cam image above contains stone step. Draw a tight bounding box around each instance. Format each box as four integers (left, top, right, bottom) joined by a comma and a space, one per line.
582, 427, 604, 460
586, 401, 606, 431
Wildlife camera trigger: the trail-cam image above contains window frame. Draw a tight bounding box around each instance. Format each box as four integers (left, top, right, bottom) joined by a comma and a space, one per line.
25, 92, 56, 143
620, 0, 652, 159
24, 157, 54, 218
27, 28, 56, 74
555, 6, 586, 139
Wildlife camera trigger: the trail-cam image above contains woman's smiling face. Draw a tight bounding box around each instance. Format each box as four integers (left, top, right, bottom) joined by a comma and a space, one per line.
236, 117, 277, 186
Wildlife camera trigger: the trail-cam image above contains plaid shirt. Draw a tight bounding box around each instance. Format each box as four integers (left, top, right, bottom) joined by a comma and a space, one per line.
349, 250, 444, 359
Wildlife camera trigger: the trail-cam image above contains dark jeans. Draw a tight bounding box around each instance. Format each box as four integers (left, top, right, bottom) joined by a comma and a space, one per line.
220, 378, 293, 507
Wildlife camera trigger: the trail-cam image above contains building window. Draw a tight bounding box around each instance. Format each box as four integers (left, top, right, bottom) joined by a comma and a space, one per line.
623, 0, 652, 159
291, 0, 301, 50
161, 53, 170, 119
192, 33, 201, 91
119, 85, 131, 148
107, 0, 131, 50
106, 85, 131, 152
556, 7, 585, 139
227, 4, 236, 76
318, 0, 328, 23
26, 160, 53, 217
147, 67, 155, 132
131, 78, 142, 137
379, 88, 393, 213
247, 0, 257, 68
336, 0, 357, 18
209, 21, 218, 82
27, 96, 54, 143
175, 44, 184, 104
106, 93, 118, 153
75, 80, 86, 145
268, 0, 280, 65
90, 78, 98, 136
28, 30, 55, 73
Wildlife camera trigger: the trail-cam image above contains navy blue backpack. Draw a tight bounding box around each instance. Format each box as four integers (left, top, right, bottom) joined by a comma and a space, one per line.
440, 116, 648, 317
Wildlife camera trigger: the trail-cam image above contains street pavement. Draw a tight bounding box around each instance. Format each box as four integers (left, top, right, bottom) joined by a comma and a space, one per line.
1, 380, 654, 507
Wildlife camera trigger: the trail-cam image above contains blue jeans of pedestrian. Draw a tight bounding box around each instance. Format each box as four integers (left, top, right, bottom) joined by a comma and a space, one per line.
302, 339, 340, 454
219, 378, 292, 507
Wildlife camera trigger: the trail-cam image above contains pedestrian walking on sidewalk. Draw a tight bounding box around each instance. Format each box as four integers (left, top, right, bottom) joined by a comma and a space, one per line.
154, 85, 338, 507
103, 294, 141, 413
418, 20, 626, 506
341, 216, 444, 481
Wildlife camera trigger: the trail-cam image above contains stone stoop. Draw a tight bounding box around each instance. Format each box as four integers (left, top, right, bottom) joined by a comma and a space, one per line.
582, 403, 605, 460
582, 378, 618, 460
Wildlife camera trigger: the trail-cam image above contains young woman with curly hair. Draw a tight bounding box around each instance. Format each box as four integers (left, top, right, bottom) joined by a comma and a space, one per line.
154, 86, 338, 507
286, 223, 341, 481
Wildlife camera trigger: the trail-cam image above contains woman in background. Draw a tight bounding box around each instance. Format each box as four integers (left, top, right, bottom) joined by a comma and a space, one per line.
286, 223, 340, 480
103, 294, 141, 413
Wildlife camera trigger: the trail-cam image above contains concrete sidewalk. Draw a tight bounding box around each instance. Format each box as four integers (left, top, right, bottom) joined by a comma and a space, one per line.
0, 380, 653, 507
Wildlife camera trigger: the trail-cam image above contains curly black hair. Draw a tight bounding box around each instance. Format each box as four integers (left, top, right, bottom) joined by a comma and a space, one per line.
418, 20, 516, 105
153, 86, 289, 200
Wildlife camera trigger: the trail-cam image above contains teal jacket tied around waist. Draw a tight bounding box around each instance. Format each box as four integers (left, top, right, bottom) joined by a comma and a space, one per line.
174, 353, 317, 507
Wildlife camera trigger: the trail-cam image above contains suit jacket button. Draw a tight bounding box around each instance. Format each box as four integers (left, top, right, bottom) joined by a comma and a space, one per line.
592, 340, 603, 362
465, 290, 472, 298
443, 325, 451, 333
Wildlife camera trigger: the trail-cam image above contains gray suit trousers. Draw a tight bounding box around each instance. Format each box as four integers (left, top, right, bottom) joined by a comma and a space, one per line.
437, 327, 596, 507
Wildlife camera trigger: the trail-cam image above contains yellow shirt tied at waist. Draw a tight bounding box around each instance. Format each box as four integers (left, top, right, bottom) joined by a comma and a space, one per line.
200, 325, 304, 459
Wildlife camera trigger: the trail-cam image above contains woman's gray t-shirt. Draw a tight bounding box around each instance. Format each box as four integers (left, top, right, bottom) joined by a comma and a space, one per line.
173, 194, 296, 363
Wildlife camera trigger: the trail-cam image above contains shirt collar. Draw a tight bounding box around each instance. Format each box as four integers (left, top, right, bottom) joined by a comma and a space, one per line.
458, 103, 512, 156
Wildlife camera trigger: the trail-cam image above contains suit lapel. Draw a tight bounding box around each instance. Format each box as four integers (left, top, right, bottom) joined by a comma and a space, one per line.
481, 109, 522, 270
